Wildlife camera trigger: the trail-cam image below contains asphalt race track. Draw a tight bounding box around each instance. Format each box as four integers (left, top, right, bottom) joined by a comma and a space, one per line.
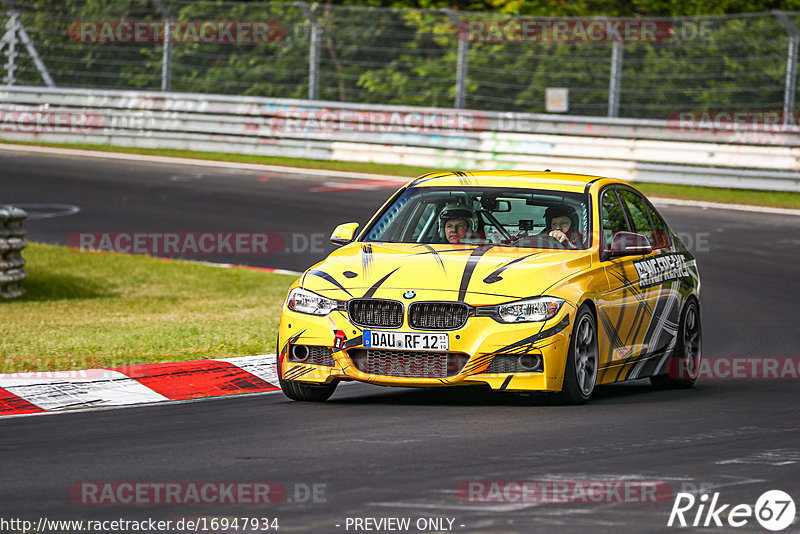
1, 148, 799, 533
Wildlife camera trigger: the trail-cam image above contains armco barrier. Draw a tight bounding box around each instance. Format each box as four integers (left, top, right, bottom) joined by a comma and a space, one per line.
0, 206, 27, 299
0, 86, 799, 191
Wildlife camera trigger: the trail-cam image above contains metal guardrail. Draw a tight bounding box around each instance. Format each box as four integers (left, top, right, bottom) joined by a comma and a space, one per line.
0, 86, 799, 192
0, 205, 27, 299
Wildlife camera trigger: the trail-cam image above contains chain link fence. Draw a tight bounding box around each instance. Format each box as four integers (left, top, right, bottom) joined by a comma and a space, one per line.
1, 1, 798, 120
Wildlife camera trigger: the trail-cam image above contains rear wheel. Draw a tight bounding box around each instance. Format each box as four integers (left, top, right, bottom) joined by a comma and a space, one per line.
556, 306, 598, 405
650, 299, 701, 390
279, 378, 338, 402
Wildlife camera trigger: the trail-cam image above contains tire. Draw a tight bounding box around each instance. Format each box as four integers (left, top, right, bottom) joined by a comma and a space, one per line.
279, 378, 338, 402
650, 299, 702, 390
556, 306, 599, 405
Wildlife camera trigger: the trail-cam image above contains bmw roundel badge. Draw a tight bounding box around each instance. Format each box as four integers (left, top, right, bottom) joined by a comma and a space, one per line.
403, 290, 416, 299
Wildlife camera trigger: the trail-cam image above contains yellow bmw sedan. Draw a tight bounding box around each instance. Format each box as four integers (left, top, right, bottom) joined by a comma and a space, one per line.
277, 171, 701, 404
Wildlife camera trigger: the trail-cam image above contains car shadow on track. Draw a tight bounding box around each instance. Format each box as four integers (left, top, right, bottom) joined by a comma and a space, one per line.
326, 380, 708, 407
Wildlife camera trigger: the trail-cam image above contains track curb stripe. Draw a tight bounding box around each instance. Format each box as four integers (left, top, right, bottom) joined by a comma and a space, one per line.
0, 387, 47, 416
0, 354, 279, 417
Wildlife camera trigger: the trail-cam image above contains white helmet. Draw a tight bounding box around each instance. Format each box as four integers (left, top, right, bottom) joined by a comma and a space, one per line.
438, 202, 479, 234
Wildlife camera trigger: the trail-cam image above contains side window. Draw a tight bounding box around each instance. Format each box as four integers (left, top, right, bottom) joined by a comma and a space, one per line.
645, 201, 671, 249
601, 189, 628, 251
409, 203, 437, 242
618, 190, 654, 245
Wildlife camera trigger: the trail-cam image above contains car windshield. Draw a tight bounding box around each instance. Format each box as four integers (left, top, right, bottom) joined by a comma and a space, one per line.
362, 186, 591, 250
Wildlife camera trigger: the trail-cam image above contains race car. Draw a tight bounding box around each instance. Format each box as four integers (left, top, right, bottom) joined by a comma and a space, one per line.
277, 171, 701, 404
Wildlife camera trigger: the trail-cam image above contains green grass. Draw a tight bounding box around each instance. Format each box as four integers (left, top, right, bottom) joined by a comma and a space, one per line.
0, 243, 296, 373
635, 182, 800, 210
3, 139, 799, 209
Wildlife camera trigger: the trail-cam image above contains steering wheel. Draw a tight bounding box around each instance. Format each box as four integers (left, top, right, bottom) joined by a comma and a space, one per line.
516, 233, 568, 249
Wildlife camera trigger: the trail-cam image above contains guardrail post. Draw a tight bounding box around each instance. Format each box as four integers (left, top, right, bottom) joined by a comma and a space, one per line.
309, 22, 321, 100
608, 40, 623, 118
151, 0, 171, 91
297, 3, 320, 101
161, 22, 172, 91
0, 205, 27, 299
444, 9, 468, 109
1, 10, 19, 85
774, 11, 798, 119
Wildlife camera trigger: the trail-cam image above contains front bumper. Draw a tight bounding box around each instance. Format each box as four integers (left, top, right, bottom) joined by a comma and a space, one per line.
277, 302, 575, 393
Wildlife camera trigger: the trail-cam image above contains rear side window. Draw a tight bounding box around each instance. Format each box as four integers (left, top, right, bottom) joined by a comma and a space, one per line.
645, 201, 671, 249
601, 189, 628, 251
618, 190, 654, 244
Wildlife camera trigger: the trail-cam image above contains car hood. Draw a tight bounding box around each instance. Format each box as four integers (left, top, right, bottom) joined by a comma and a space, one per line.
300, 242, 593, 305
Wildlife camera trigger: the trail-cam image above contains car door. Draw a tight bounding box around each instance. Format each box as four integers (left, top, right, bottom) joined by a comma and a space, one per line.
615, 189, 679, 378
626, 194, 689, 377
596, 187, 662, 382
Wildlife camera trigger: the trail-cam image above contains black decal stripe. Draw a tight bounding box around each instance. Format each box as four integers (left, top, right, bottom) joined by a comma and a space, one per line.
458, 245, 494, 301
533, 339, 559, 350
284, 366, 314, 381
307, 269, 353, 297
483, 253, 541, 284
462, 354, 495, 373
607, 267, 651, 314
499, 375, 513, 390
486, 316, 571, 357
632, 351, 666, 379
412, 247, 478, 256
361, 244, 374, 277
362, 267, 399, 299
598, 311, 625, 358
284, 365, 307, 380
616, 284, 653, 321
421, 244, 446, 272
627, 299, 651, 350
280, 330, 307, 356
624, 299, 646, 346
615, 361, 634, 381
609, 266, 631, 340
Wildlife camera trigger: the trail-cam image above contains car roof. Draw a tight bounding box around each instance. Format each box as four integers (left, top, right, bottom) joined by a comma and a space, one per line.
409, 170, 627, 193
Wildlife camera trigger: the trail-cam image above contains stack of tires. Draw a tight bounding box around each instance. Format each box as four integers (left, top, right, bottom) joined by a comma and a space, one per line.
0, 206, 27, 299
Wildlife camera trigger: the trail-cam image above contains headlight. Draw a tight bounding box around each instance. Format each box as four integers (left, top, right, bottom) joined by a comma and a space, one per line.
478, 296, 565, 323
286, 287, 343, 316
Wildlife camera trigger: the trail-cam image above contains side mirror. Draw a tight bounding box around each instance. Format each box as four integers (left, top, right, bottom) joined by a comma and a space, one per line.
330, 222, 359, 246
608, 231, 653, 257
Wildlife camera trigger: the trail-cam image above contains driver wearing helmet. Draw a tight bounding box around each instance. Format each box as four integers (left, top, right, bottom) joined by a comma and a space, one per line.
541, 205, 583, 249
438, 202, 480, 244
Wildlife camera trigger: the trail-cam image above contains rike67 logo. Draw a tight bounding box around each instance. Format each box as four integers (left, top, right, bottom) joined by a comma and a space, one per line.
668, 490, 796, 531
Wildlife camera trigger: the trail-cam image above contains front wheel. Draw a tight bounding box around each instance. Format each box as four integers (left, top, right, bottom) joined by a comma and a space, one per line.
556, 306, 598, 405
279, 378, 338, 402
650, 299, 702, 390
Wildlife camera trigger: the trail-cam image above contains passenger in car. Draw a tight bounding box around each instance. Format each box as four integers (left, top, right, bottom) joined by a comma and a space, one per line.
542, 205, 584, 249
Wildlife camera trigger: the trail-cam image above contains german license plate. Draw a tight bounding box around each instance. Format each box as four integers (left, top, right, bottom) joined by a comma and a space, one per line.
363, 330, 449, 351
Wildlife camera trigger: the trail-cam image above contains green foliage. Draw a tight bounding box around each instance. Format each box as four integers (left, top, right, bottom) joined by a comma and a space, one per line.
1, 1, 797, 118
